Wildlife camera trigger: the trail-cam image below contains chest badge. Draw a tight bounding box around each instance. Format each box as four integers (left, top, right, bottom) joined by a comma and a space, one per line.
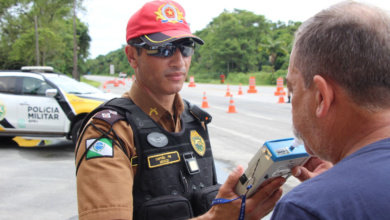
190, 130, 206, 156
147, 132, 168, 148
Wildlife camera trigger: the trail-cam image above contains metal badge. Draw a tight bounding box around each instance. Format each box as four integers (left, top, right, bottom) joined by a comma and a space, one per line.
147, 132, 168, 148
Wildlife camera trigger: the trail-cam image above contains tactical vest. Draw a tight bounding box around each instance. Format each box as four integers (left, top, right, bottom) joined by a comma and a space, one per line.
77, 98, 220, 220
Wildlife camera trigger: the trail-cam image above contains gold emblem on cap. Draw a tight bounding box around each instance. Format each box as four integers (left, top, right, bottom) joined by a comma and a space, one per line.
190, 130, 206, 156
155, 3, 185, 24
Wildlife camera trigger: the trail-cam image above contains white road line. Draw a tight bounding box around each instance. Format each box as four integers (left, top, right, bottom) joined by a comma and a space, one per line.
208, 123, 265, 144
246, 113, 274, 121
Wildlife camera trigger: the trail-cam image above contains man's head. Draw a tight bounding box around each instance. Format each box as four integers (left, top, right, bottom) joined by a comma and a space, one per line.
125, 1, 203, 97
292, 1, 390, 110
126, 0, 204, 47
287, 1, 390, 163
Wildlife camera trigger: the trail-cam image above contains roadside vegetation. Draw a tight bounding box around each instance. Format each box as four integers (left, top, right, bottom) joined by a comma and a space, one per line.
1, 1, 300, 86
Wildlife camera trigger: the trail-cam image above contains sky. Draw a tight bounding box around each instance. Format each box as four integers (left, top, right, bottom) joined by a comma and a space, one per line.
79, 0, 390, 59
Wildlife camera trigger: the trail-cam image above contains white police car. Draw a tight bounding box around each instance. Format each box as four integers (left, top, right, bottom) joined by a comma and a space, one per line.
0, 68, 118, 145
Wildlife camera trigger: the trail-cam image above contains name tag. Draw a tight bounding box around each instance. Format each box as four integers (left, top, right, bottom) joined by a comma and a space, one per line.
148, 151, 180, 168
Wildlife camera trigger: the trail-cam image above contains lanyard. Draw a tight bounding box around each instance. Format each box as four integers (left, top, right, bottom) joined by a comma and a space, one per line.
211, 185, 253, 220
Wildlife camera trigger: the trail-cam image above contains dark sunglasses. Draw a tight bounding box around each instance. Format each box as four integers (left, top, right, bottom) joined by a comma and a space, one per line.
131, 40, 196, 58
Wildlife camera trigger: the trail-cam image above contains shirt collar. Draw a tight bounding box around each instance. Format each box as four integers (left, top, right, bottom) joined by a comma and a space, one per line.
122, 82, 185, 122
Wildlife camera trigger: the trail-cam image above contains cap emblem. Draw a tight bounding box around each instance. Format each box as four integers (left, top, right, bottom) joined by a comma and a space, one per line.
155, 3, 184, 24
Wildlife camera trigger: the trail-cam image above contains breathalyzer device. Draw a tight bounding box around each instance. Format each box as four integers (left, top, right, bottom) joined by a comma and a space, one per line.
235, 137, 310, 198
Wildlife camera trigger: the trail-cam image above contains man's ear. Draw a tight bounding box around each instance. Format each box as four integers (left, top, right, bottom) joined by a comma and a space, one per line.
313, 75, 334, 118
125, 45, 138, 69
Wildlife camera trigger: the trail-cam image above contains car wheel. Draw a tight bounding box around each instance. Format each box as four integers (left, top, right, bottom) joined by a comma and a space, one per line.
71, 120, 84, 145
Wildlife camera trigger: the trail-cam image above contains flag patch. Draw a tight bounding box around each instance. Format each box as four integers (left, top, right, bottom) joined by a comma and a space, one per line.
85, 138, 113, 159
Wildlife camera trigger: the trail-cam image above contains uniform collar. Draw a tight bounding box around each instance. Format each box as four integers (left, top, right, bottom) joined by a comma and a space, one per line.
122, 81, 185, 122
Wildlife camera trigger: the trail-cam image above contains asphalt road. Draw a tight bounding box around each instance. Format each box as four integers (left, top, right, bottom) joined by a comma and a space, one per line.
0, 75, 301, 220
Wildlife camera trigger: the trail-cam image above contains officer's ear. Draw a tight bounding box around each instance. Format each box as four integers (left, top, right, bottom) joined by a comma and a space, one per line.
125, 45, 138, 69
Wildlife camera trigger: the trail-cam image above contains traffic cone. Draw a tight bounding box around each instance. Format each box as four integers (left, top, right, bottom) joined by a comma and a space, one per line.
274, 77, 286, 96
238, 83, 243, 95
188, 76, 196, 87
201, 92, 210, 108
225, 85, 231, 97
277, 94, 285, 103
227, 95, 237, 113
247, 77, 258, 93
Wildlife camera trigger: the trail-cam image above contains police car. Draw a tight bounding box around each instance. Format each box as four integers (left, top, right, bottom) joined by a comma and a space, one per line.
0, 67, 118, 145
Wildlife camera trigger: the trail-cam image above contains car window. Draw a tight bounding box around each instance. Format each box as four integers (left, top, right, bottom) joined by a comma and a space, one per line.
22, 77, 53, 96
0, 77, 17, 94
45, 74, 100, 94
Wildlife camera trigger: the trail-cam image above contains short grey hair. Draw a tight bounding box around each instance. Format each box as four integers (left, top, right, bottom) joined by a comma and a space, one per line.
293, 1, 390, 110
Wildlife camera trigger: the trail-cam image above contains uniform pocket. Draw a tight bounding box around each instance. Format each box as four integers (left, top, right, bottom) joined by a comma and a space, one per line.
192, 184, 221, 216
137, 195, 193, 220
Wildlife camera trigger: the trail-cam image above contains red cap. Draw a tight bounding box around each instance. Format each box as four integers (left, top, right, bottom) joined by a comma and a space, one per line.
126, 0, 204, 46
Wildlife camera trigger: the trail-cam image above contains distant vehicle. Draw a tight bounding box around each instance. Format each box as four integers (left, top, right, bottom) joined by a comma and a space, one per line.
118, 72, 127, 78
0, 70, 118, 145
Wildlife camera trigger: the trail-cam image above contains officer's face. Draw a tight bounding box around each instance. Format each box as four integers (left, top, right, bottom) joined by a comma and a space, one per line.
132, 43, 191, 97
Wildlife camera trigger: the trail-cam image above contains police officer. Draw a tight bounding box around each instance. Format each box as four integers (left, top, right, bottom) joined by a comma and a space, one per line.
75, 1, 284, 220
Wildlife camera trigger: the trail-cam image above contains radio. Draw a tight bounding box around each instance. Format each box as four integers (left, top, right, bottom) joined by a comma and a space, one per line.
235, 137, 310, 198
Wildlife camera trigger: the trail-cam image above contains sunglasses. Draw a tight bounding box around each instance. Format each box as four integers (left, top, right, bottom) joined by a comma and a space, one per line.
131, 40, 196, 58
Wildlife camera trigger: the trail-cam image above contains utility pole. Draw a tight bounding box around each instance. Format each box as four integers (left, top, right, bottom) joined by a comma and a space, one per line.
72, 0, 79, 81
34, 15, 40, 66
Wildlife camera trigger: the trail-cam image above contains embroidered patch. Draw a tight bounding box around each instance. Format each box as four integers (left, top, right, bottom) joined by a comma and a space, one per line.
155, 2, 185, 24
85, 138, 113, 159
148, 151, 180, 168
190, 130, 206, 156
147, 132, 168, 148
102, 113, 111, 118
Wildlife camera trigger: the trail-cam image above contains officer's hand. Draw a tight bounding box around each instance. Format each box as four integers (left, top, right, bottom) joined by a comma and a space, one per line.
195, 166, 285, 220
291, 156, 333, 182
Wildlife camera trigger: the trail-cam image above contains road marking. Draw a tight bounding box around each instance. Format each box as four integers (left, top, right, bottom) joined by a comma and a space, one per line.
208, 123, 265, 144
246, 113, 274, 121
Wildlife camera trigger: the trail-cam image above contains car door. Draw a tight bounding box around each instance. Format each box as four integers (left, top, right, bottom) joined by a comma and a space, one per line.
18, 76, 67, 133
0, 76, 19, 131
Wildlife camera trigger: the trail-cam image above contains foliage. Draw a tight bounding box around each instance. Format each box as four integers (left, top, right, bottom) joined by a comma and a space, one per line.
81, 9, 300, 85
0, 0, 90, 77
84, 46, 134, 76
0, 4, 300, 86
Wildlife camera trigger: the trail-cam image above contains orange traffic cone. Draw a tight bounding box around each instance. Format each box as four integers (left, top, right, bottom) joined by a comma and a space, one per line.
277, 94, 285, 103
238, 83, 243, 95
201, 92, 210, 108
227, 95, 237, 113
225, 85, 231, 97
188, 76, 196, 87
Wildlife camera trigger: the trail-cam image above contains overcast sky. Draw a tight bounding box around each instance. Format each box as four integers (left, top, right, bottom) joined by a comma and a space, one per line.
79, 0, 390, 59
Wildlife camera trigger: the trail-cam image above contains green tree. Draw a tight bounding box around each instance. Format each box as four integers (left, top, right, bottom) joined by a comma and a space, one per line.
0, 0, 90, 78
258, 36, 288, 72
192, 9, 270, 76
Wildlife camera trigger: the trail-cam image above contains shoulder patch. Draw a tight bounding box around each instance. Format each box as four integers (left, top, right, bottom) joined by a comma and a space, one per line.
93, 109, 125, 125
85, 138, 114, 159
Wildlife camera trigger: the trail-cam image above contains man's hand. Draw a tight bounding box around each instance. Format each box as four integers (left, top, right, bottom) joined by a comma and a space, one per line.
291, 156, 333, 182
195, 166, 285, 220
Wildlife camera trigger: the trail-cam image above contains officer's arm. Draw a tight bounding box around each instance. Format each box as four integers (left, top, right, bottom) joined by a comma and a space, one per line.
75, 117, 135, 220
192, 166, 285, 220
